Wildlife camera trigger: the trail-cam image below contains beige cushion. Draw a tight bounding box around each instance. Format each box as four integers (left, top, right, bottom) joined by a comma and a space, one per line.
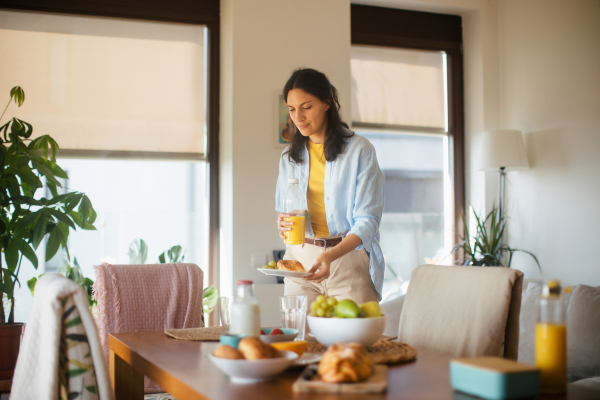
380, 295, 405, 337
567, 284, 600, 382
518, 282, 542, 364
569, 376, 600, 392
398, 264, 523, 359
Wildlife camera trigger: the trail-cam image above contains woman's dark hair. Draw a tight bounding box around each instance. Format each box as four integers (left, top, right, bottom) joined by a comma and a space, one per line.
283, 68, 354, 164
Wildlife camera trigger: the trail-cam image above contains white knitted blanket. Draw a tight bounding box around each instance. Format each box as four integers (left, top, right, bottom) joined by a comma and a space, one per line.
11, 273, 114, 400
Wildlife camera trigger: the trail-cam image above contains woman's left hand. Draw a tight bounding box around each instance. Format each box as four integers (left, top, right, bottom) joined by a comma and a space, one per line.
304, 252, 334, 283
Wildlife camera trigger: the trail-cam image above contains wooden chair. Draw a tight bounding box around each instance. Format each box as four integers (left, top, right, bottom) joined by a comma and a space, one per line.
93, 263, 203, 395
398, 264, 523, 359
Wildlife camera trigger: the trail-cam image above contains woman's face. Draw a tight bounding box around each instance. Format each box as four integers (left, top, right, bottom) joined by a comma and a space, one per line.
286, 88, 330, 144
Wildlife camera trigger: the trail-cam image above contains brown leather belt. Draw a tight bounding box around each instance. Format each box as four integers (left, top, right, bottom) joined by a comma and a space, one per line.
305, 236, 343, 248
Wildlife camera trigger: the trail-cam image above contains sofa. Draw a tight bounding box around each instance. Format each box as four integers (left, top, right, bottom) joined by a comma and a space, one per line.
380, 281, 600, 390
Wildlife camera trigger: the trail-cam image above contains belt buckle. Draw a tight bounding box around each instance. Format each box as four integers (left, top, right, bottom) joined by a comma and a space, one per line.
314, 238, 327, 248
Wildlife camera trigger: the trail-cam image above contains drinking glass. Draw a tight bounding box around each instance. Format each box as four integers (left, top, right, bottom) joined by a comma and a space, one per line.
219, 296, 233, 330
280, 295, 308, 340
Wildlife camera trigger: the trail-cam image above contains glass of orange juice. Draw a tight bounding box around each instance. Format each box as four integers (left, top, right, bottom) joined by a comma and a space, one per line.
283, 178, 306, 245
284, 212, 305, 245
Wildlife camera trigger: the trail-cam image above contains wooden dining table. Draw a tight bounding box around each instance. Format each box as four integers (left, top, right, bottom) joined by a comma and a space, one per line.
109, 331, 599, 400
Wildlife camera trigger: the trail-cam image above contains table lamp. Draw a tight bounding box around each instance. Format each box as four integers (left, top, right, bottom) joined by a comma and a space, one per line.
479, 129, 529, 222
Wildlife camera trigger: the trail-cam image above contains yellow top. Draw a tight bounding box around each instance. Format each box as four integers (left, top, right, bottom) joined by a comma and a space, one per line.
307, 141, 330, 237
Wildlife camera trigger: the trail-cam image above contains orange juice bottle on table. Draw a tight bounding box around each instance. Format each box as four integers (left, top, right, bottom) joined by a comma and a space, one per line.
283, 178, 306, 245
536, 280, 567, 393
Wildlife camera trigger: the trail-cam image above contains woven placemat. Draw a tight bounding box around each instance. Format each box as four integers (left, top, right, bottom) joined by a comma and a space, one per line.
306, 340, 417, 364
165, 326, 228, 341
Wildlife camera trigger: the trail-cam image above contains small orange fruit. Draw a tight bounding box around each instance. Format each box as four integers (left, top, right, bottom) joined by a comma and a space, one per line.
271, 340, 307, 356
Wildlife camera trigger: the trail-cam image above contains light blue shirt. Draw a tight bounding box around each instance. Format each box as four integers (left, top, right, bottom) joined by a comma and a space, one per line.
275, 134, 385, 299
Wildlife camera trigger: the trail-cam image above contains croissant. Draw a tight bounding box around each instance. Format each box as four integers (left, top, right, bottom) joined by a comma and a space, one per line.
317, 342, 374, 383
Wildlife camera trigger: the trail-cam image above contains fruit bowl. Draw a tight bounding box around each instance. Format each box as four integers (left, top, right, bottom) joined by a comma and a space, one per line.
307, 315, 386, 347
209, 350, 298, 383
259, 328, 298, 344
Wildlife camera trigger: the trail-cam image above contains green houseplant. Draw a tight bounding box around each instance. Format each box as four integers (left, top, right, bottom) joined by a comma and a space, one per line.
27, 255, 97, 308
0, 87, 97, 325
452, 205, 541, 270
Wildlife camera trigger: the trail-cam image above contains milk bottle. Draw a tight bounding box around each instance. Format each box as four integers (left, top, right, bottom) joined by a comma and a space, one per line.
230, 280, 260, 336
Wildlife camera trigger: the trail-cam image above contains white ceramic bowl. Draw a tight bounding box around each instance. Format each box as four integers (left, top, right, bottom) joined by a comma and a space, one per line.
259, 328, 298, 344
307, 315, 386, 347
209, 350, 298, 383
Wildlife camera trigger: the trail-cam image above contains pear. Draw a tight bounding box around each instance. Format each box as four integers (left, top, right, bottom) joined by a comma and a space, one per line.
359, 301, 383, 318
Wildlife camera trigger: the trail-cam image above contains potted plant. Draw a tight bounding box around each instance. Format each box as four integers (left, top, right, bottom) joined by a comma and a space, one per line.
27, 255, 97, 309
452, 205, 541, 270
0, 87, 97, 379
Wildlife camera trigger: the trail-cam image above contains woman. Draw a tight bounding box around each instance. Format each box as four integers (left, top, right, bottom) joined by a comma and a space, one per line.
275, 68, 385, 306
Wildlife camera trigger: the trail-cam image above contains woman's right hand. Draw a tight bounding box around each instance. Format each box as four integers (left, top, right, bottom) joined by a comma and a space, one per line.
277, 213, 291, 239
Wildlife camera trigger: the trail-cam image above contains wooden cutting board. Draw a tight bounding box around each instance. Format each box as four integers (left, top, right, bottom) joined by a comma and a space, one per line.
292, 365, 388, 393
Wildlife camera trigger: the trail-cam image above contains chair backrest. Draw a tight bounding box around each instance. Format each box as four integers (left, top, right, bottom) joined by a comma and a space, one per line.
93, 263, 203, 393
398, 264, 523, 359
12, 273, 114, 400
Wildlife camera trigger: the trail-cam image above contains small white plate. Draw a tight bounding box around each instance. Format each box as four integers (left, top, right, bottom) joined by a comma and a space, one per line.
292, 353, 322, 366
260, 328, 298, 343
256, 268, 313, 278
209, 351, 298, 383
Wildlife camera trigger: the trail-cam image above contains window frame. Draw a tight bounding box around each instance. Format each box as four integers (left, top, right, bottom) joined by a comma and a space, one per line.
351, 4, 465, 247
2, 0, 221, 324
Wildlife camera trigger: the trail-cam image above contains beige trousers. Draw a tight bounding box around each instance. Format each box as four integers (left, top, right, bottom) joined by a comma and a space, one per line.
283, 243, 379, 307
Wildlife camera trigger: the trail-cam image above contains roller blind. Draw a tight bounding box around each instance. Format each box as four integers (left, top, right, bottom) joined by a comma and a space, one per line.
351, 45, 445, 131
0, 10, 206, 156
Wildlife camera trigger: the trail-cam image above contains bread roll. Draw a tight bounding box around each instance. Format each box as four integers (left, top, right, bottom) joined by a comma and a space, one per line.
238, 337, 281, 360
277, 260, 305, 272
213, 344, 244, 359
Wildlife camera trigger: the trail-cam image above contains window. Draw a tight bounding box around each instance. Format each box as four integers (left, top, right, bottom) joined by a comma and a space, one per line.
0, 6, 219, 322
351, 5, 464, 301
47, 160, 208, 280
0, 11, 207, 156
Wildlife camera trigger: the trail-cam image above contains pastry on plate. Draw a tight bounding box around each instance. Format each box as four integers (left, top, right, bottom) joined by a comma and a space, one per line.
277, 260, 305, 272
317, 342, 374, 383
213, 344, 244, 359
238, 337, 281, 360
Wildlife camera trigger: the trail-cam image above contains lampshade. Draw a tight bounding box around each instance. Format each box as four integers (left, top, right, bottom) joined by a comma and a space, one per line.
479, 130, 529, 171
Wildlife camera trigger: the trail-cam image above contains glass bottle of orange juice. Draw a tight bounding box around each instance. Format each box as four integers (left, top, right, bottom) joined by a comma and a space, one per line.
283, 178, 306, 245
536, 280, 567, 393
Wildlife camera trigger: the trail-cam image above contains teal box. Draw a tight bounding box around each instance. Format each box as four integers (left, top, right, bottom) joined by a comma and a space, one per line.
450, 357, 540, 400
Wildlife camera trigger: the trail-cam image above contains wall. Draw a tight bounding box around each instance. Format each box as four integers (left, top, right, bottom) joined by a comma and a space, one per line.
220, 0, 352, 295
499, 0, 600, 285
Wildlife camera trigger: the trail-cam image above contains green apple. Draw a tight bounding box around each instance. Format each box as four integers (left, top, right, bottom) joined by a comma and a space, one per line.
335, 299, 361, 318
